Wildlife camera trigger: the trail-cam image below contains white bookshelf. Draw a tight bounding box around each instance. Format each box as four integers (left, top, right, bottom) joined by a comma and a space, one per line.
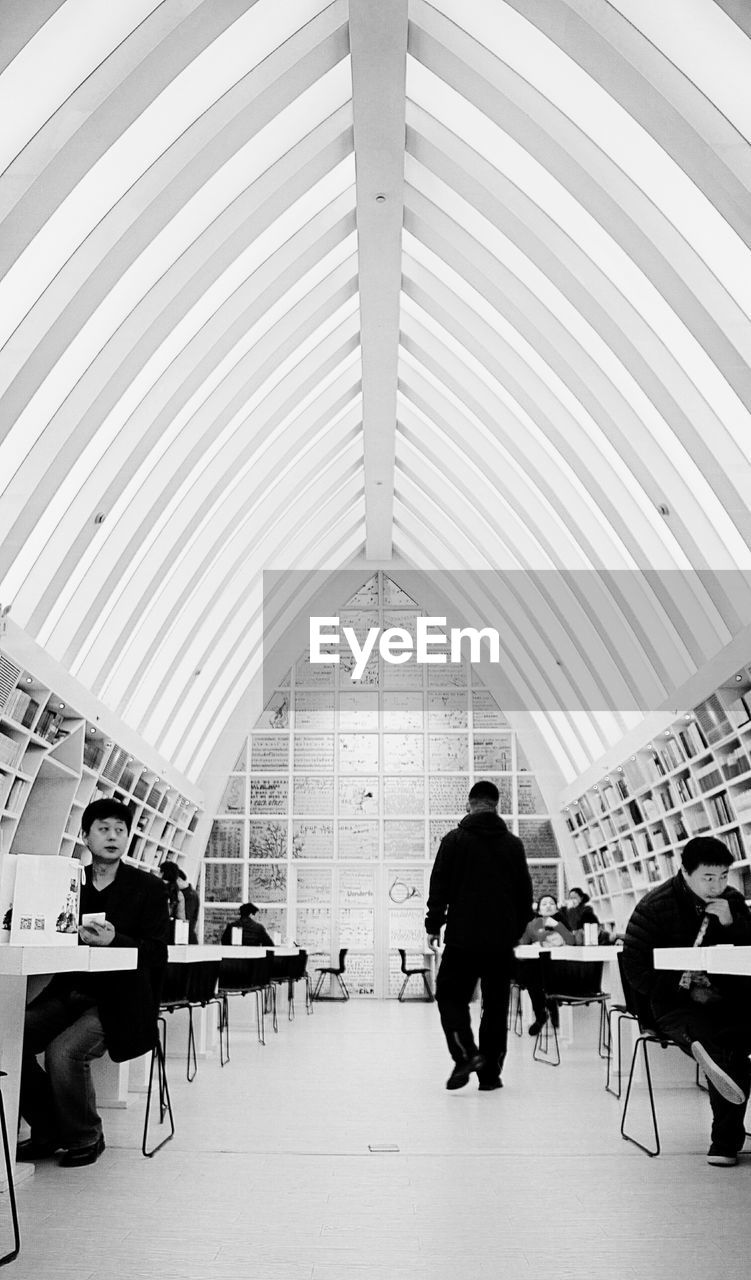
563, 669, 751, 932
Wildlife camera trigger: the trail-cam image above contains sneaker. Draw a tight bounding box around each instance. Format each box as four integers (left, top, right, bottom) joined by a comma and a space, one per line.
446, 1053, 485, 1090
478, 1079, 503, 1091
59, 1133, 105, 1168
690, 1042, 746, 1106
707, 1146, 737, 1166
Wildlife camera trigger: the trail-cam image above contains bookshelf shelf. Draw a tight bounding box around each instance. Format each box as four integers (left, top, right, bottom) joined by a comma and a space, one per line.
0, 637, 202, 881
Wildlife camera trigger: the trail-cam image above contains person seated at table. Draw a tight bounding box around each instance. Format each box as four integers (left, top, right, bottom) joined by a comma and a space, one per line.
622, 836, 751, 1167
158, 860, 186, 934
18, 798, 170, 1167
220, 901, 274, 947
516, 895, 575, 1034
558, 887, 601, 938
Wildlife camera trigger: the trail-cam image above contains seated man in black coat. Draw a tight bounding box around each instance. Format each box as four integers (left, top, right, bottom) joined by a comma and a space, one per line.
622, 836, 751, 1166
19, 799, 170, 1167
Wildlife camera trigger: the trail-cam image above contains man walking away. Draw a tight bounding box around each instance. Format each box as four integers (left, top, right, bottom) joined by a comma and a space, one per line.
426, 780, 533, 1091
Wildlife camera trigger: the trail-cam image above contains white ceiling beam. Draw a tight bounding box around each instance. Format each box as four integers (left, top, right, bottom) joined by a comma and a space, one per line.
349, 0, 407, 559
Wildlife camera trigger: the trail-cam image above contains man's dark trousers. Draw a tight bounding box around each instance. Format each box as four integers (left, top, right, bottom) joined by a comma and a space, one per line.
436, 945, 513, 1083
653, 1002, 751, 1152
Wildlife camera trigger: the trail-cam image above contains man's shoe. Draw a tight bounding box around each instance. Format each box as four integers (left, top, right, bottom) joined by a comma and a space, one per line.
446, 1053, 485, 1090
528, 1017, 546, 1037
16, 1137, 58, 1161
59, 1134, 105, 1168
690, 1042, 746, 1106
478, 1079, 503, 1091
707, 1145, 737, 1166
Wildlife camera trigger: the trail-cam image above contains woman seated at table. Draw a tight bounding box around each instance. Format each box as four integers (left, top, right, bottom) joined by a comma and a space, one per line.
516, 895, 575, 1035
557, 886, 601, 939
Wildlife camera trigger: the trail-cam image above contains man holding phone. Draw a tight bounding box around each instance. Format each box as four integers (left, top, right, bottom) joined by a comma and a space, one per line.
18, 799, 170, 1167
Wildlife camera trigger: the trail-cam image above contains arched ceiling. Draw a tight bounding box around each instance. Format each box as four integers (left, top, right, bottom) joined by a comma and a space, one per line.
2, 0, 751, 798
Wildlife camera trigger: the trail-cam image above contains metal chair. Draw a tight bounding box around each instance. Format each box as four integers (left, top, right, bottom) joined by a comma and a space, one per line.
396, 949, 434, 1001
605, 953, 638, 1098
312, 948, 349, 1001
285, 950, 313, 1019
532, 953, 610, 1067
160, 960, 222, 1081
0, 1071, 20, 1266
217, 953, 273, 1060
142, 1017, 175, 1158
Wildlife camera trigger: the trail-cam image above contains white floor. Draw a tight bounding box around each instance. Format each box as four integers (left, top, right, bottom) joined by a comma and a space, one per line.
4, 996, 749, 1280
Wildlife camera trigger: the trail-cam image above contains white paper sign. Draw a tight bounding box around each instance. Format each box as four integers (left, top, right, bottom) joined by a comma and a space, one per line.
10, 855, 81, 947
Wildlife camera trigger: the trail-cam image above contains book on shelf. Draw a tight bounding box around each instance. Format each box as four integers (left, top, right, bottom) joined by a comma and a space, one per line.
731, 787, 751, 821
615, 777, 629, 800
36, 708, 64, 741
3, 688, 39, 729
642, 796, 660, 822
707, 792, 732, 826
722, 746, 749, 779
0, 730, 22, 768
658, 785, 675, 811
678, 720, 707, 757
695, 694, 730, 745
694, 760, 724, 792
725, 695, 751, 729
675, 774, 694, 803
659, 738, 683, 771
723, 828, 743, 860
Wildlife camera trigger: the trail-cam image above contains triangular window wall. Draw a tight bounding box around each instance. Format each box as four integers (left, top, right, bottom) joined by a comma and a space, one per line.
203, 572, 561, 995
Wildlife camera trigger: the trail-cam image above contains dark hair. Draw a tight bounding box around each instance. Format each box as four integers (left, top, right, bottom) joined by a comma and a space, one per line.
81, 798, 132, 835
681, 837, 734, 874
468, 780, 499, 805
159, 861, 180, 885
568, 886, 589, 904
239, 902, 259, 919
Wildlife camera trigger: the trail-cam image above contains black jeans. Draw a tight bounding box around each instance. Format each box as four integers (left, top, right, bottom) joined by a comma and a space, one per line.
20, 986, 107, 1151
652, 1001, 751, 1152
436, 945, 513, 1082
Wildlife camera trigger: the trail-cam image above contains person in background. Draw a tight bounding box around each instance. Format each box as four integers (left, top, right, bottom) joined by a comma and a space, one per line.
160, 861, 199, 944
220, 901, 274, 947
19, 799, 169, 1167
516, 895, 575, 1035
622, 836, 751, 1167
158, 860, 186, 936
558, 886, 600, 939
426, 779, 533, 1092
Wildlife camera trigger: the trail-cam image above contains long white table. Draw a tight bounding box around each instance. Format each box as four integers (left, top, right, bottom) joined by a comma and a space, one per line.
0, 944, 137, 1186
653, 945, 751, 976
514, 944, 622, 961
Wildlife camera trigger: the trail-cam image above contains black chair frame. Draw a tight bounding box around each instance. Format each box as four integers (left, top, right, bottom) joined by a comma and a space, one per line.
0, 1072, 20, 1266
532, 955, 610, 1067
604, 1003, 638, 1098
312, 948, 350, 1001
142, 1017, 175, 1158
285, 951, 313, 1020
218, 954, 273, 1061
160, 961, 222, 1082
397, 949, 434, 1002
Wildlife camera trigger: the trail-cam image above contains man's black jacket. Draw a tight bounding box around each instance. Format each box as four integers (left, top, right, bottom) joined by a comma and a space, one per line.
425, 811, 533, 951
50, 861, 170, 1061
622, 871, 751, 1023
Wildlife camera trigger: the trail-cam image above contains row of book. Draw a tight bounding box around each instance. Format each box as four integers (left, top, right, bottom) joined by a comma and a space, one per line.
0, 730, 23, 768
2, 688, 39, 729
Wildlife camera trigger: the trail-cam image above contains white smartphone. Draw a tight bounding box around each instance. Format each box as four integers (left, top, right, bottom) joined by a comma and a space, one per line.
81, 912, 106, 926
